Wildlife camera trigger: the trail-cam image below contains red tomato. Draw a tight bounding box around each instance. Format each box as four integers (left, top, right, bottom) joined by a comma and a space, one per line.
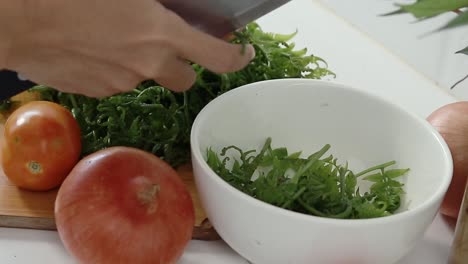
55, 146, 195, 264
1, 101, 81, 191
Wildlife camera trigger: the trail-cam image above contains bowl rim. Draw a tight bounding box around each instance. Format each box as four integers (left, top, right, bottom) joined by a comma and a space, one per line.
190, 78, 453, 225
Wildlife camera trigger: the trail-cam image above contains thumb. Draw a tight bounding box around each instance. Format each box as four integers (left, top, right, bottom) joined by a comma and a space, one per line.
169, 13, 255, 73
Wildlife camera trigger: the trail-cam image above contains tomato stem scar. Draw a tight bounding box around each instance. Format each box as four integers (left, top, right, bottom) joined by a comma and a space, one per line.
27, 161, 43, 174
137, 184, 160, 214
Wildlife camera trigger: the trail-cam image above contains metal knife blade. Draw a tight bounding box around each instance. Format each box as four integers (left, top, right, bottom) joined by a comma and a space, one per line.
160, 0, 291, 37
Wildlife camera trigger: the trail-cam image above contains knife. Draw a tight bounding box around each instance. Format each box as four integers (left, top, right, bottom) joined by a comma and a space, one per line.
159, 0, 291, 37
0, 0, 291, 100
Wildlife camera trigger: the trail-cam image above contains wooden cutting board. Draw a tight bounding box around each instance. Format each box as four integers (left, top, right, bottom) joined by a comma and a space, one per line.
0, 91, 219, 240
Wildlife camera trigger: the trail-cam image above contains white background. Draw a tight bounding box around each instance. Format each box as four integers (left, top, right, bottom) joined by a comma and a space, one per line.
319, 0, 468, 99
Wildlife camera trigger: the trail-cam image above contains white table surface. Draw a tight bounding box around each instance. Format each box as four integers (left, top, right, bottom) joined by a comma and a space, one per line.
0, 0, 460, 263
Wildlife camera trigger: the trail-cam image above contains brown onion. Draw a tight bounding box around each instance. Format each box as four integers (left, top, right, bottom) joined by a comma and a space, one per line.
427, 101, 468, 219
55, 147, 195, 264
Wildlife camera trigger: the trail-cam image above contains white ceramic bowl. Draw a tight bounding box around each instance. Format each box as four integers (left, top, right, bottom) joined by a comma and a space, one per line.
190, 79, 452, 264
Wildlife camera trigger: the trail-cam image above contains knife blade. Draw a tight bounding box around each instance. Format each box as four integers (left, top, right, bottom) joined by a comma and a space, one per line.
159, 0, 291, 37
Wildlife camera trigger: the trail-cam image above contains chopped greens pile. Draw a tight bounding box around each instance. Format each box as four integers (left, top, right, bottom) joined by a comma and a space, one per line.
29, 23, 334, 167
206, 138, 409, 219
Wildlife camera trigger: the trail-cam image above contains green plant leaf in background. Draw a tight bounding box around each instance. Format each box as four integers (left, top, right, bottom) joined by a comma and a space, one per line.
384, 0, 468, 20
456, 45, 468, 55
439, 11, 468, 31
384, 1, 468, 89
452, 45, 468, 89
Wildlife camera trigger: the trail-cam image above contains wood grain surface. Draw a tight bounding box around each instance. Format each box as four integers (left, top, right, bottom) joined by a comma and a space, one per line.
0, 91, 219, 240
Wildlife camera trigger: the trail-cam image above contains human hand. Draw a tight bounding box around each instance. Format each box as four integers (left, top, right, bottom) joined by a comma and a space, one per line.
0, 0, 255, 97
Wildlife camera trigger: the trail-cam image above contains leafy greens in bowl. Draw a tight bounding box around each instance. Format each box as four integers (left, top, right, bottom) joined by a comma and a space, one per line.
206, 137, 410, 220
